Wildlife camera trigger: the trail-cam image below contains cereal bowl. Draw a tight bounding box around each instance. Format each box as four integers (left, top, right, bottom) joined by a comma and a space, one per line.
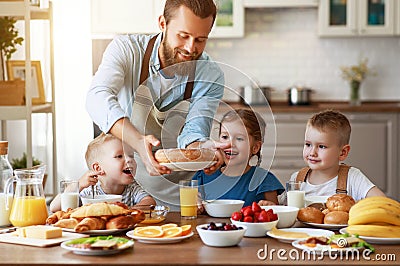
261, 205, 299, 228
80, 194, 122, 205
196, 223, 247, 247
202, 199, 244, 218
230, 219, 278, 237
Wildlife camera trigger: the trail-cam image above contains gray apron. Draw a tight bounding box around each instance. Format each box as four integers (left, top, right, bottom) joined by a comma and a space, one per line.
131, 35, 196, 210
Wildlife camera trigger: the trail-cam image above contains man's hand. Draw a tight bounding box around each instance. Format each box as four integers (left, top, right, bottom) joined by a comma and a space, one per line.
137, 135, 172, 176
110, 118, 171, 176
188, 140, 231, 175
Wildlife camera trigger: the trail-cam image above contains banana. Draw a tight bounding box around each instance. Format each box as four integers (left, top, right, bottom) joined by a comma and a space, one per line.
349, 201, 400, 218
348, 207, 400, 226
351, 196, 400, 211
346, 225, 400, 238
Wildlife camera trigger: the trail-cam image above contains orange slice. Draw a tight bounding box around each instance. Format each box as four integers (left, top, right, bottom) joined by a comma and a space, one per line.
162, 227, 182, 238
133, 226, 164, 238
180, 225, 192, 236
160, 223, 178, 230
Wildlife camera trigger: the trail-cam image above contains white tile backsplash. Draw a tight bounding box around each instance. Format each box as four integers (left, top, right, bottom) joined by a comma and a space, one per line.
206, 8, 400, 102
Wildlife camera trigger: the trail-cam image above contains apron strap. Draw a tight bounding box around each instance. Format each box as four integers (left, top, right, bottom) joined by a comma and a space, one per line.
139, 34, 195, 100
184, 70, 194, 100
139, 35, 158, 85
295, 165, 350, 194
296, 167, 311, 182
336, 164, 350, 194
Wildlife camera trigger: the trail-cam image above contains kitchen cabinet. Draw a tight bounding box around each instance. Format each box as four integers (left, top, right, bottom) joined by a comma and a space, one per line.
209, 0, 244, 38
318, 0, 396, 37
263, 112, 398, 200
91, 0, 243, 38
0, 0, 57, 195
91, 0, 165, 37
243, 0, 318, 8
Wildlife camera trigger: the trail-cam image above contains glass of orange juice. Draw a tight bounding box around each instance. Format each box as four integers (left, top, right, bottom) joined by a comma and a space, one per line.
179, 180, 198, 219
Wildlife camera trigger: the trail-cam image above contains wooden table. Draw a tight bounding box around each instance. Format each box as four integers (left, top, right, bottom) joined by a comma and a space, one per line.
1, 212, 399, 266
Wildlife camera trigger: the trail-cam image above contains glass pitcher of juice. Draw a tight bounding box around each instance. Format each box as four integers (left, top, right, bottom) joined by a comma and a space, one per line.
6, 165, 48, 227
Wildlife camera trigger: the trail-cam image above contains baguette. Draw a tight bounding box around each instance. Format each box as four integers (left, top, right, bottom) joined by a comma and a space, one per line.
154, 148, 216, 163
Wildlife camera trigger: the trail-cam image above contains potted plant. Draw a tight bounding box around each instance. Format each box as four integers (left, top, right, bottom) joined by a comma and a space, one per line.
11, 153, 47, 188
0, 16, 24, 80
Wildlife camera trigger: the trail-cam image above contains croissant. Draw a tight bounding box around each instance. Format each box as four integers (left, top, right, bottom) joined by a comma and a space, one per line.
106, 212, 145, 230
74, 217, 106, 232
54, 218, 79, 229
46, 208, 73, 224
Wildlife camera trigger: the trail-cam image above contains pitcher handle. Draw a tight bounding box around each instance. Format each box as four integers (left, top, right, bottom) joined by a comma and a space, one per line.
4, 176, 15, 211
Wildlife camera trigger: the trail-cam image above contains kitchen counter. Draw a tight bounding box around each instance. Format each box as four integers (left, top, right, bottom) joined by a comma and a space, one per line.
1, 212, 399, 266
223, 101, 400, 113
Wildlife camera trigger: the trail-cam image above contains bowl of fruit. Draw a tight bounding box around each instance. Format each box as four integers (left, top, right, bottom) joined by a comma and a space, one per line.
202, 199, 245, 218
231, 202, 279, 237
196, 222, 247, 247
261, 205, 299, 228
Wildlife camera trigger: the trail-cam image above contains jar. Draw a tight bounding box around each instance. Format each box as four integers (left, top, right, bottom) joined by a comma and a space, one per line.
6, 165, 48, 227
0, 141, 13, 226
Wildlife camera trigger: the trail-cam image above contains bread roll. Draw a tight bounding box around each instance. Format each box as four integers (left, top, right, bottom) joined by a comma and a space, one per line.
297, 207, 325, 224
70, 202, 131, 218
74, 217, 106, 232
323, 210, 349, 224
154, 148, 216, 163
326, 194, 355, 212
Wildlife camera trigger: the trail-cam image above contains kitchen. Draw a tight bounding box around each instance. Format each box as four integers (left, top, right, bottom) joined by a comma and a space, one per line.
4, 0, 399, 199
0, 0, 400, 264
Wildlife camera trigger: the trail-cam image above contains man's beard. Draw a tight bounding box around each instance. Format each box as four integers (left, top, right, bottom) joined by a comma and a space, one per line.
161, 34, 199, 76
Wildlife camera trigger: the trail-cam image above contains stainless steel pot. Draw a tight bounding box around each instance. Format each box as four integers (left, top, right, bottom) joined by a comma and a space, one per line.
240, 86, 272, 105
287, 86, 313, 106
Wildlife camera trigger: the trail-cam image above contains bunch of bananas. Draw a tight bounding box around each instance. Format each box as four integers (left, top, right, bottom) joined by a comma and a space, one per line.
347, 196, 400, 238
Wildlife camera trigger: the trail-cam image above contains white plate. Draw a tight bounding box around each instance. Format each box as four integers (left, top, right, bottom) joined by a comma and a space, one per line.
302, 221, 347, 230
292, 239, 363, 255
61, 227, 132, 236
61, 237, 134, 256
339, 228, 400, 244
267, 228, 335, 243
126, 231, 194, 244
160, 161, 216, 171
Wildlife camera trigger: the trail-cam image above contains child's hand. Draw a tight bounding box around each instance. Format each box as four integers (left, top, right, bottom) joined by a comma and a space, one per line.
78, 170, 101, 191
258, 200, 277, 206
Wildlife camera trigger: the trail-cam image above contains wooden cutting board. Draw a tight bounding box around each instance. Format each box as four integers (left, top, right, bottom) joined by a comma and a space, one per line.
0, 231, 89, 247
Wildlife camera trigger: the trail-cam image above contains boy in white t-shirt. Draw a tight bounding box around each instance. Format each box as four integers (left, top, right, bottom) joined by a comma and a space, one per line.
281, 110, 385, 203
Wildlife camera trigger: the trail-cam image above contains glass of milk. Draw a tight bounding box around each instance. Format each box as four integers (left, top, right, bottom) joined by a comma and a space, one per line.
60, 179, 79, 211
286, 181, 305, 209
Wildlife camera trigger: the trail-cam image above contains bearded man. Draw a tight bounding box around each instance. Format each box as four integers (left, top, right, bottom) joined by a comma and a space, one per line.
86, 0, 228, 209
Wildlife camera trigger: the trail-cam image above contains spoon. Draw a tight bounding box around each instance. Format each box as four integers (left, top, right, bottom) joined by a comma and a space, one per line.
91, 185, 95, 199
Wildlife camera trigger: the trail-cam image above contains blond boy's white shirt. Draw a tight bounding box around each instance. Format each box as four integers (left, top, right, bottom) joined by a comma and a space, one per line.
278, 166, 376, 204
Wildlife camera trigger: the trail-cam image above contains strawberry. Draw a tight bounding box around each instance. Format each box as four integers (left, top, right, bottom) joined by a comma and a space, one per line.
231, 211, 243, 221
251, 201, 262, 213
243, 216, 253, 223
242, 207, 254, 218
257, 210, 271, 223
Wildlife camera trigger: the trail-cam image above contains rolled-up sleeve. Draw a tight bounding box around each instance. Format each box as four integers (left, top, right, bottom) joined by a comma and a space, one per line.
86, 35, 142, 133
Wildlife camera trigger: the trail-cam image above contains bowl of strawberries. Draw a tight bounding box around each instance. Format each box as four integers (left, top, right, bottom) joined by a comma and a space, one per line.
230, 202, 279, 237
